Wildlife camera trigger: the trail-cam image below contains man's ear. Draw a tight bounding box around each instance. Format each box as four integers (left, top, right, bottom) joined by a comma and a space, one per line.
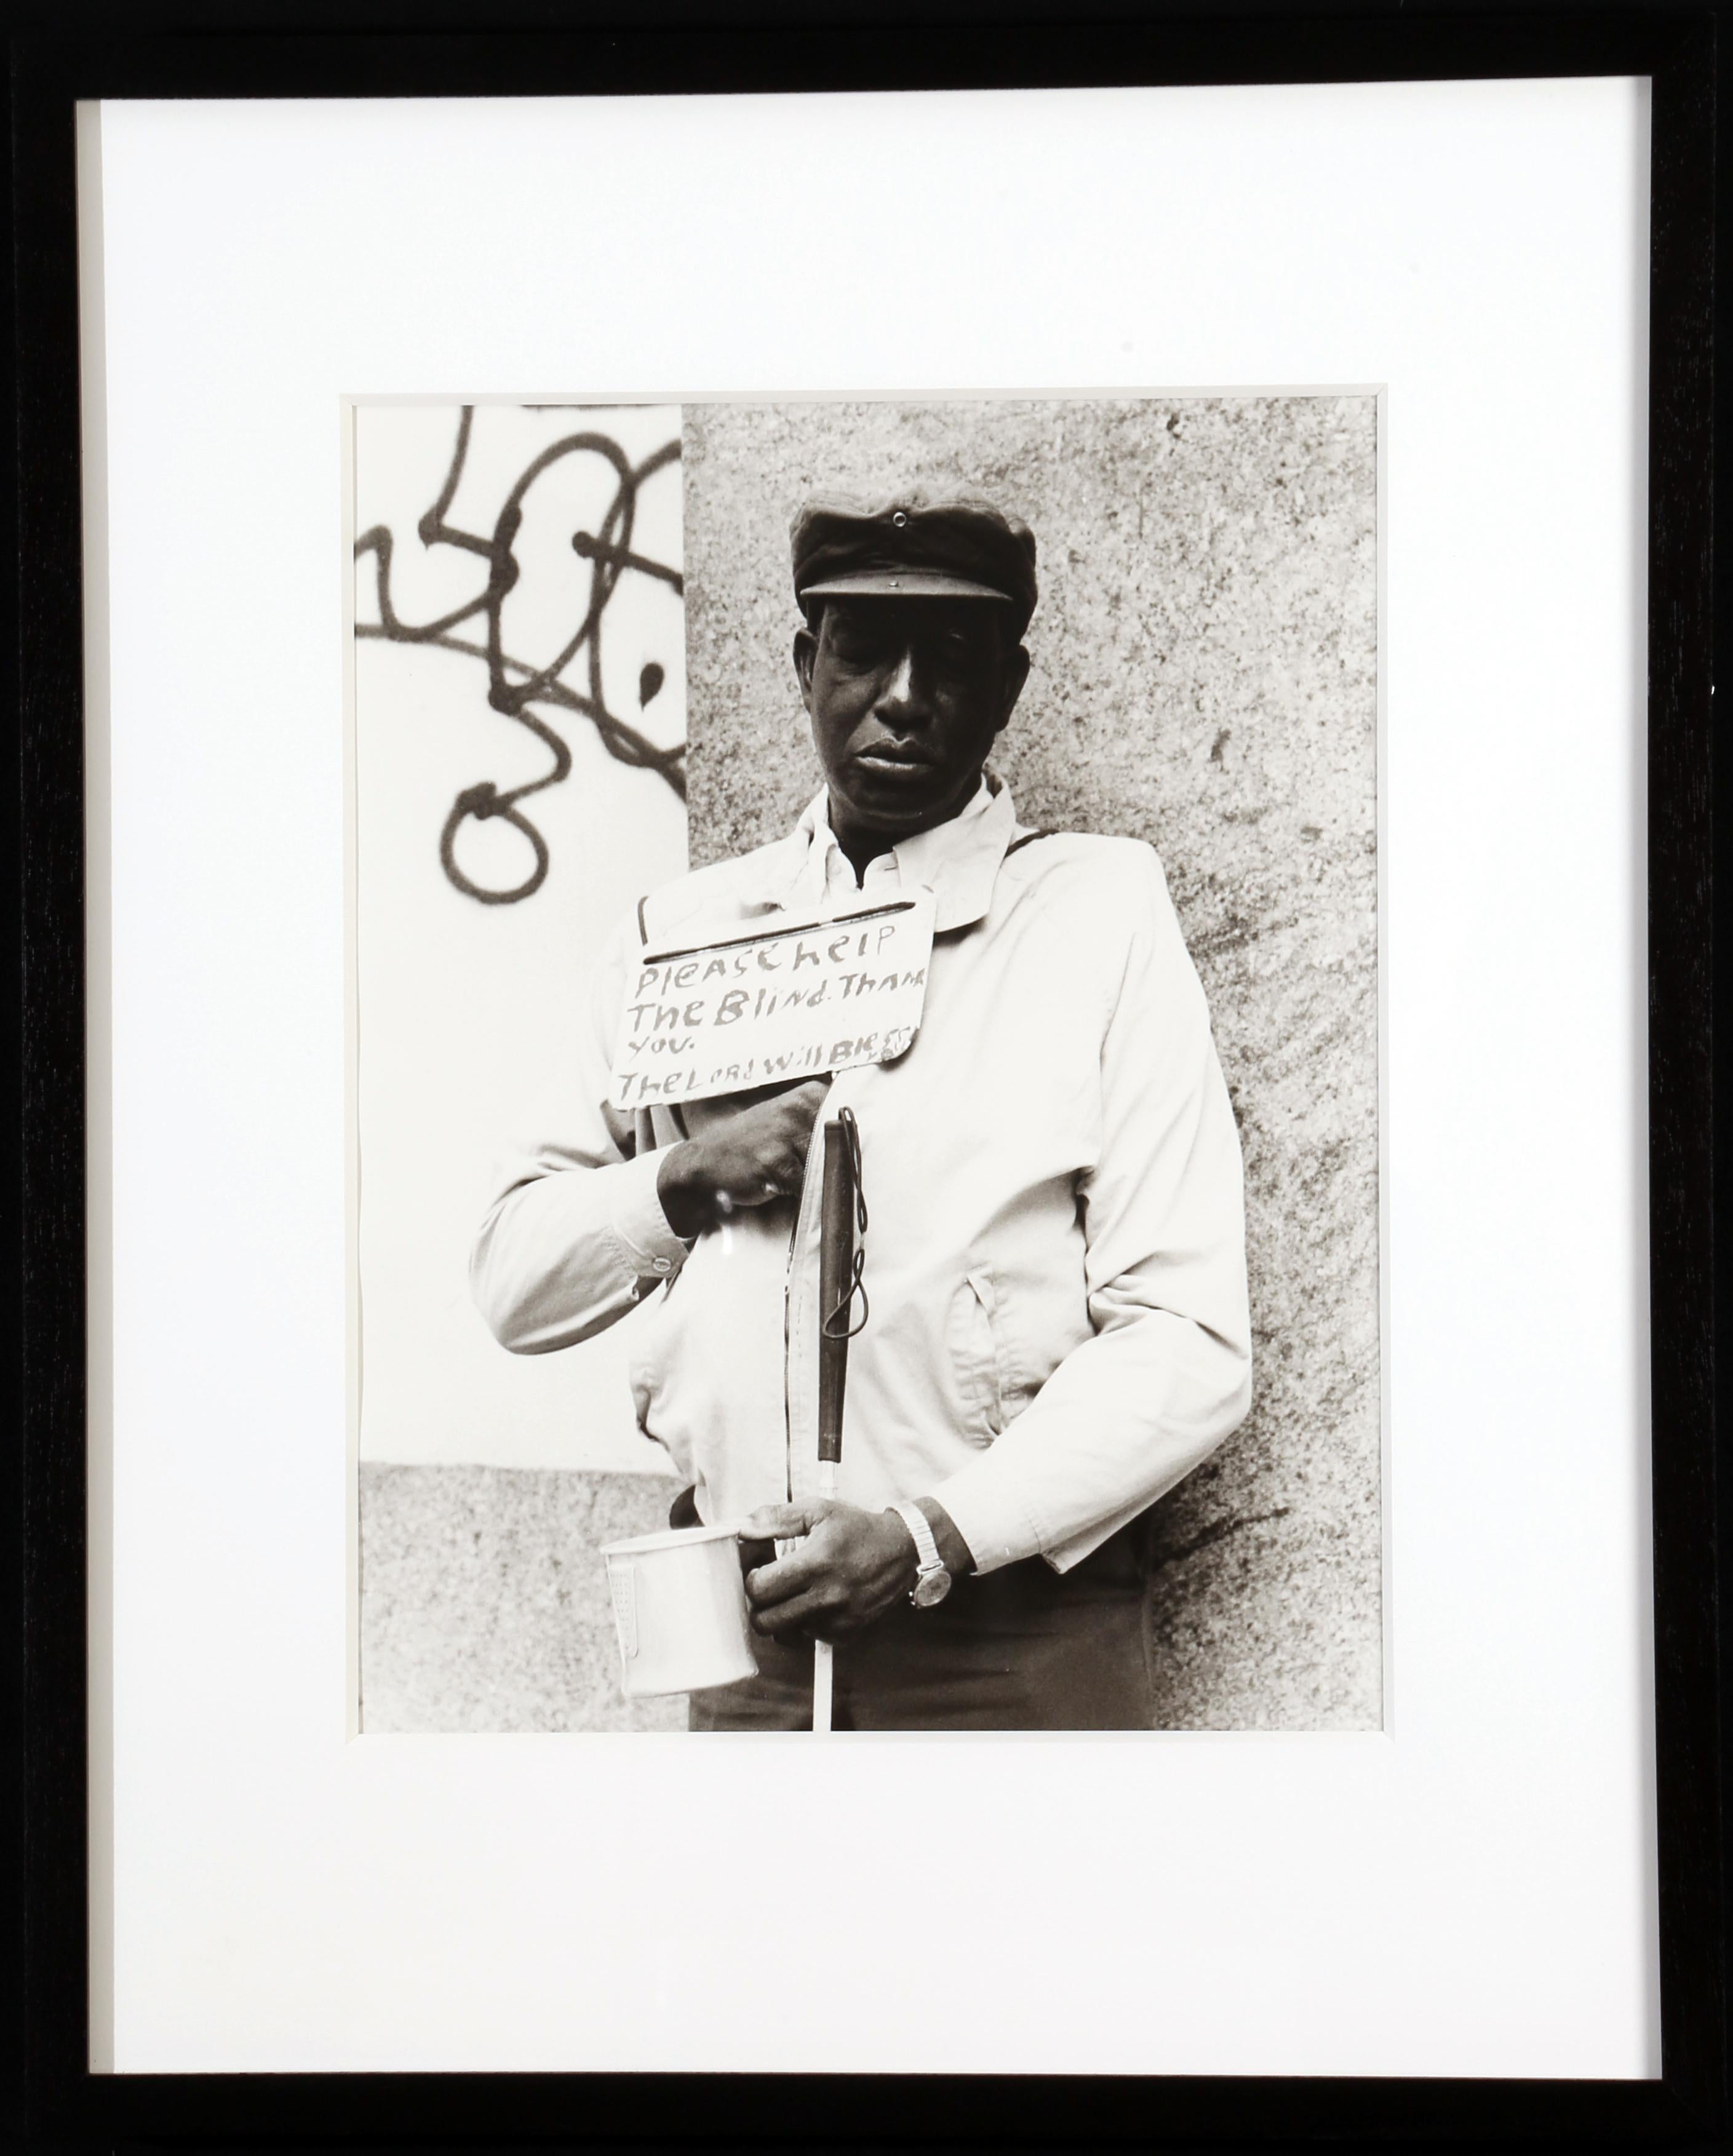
793, 623, 818, 712
995, 642, 1032, 735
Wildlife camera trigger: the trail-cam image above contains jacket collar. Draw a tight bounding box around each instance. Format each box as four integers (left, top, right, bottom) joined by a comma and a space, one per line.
735, 774, 1018, 934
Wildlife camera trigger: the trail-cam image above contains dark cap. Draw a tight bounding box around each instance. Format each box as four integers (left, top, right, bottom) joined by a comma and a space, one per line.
791, 493, 1038, 636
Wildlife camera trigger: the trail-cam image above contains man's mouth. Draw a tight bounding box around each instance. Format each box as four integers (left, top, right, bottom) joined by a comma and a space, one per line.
854, 744, 938, 771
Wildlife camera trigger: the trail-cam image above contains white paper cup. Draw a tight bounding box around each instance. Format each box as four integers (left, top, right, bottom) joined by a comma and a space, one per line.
600, 1521, 759, 1698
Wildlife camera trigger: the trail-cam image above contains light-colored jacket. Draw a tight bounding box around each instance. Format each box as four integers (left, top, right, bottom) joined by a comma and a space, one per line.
472, 780, 1252, 1575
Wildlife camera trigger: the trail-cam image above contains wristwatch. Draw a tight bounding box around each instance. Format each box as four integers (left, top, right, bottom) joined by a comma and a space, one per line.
890, 1499, 952, 1609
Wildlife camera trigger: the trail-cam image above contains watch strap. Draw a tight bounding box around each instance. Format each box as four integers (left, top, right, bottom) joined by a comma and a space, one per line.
891, 1498, 945, 1581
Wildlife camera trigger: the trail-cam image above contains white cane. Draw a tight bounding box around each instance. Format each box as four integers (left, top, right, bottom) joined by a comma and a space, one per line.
813, 1111, 864, 1733
812, 1479, 837, 1732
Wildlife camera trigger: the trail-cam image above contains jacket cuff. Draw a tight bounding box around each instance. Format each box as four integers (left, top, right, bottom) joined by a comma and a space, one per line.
607, 1148, 691, 1279
925, 1466, 1045, 1578
1040, 1505, 1149, 1577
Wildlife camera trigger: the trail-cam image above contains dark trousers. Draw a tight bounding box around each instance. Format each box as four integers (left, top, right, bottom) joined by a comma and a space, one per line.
687, 1518, 1154, 1732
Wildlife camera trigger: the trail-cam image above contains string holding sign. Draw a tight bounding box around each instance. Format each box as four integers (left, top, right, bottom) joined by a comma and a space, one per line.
610, 893, 936, 1112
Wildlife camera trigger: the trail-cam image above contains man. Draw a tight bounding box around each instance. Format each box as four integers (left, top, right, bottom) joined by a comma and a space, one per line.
472, 493, 1251, 1730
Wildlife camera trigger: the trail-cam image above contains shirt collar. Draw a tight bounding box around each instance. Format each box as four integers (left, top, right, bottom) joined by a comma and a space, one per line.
739, 773, 1017, 934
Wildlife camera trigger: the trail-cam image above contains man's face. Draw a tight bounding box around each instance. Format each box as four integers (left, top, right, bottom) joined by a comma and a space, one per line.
794, 597, 1030, 843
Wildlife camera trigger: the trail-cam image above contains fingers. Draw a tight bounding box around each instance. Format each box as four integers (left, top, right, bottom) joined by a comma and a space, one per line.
733, 1161, 805, 1208
745, 1563, 859, 1640
760, 1085, 831, 1179
741, 1502, 826, 1541
737, 1500, 882, 1642
727, 1128, 814, 1207
749, 1585, 851, 1642
742, 1506, 845, 1609
734, 1533, 776, 1577
743, 1542, 824, 1609
707, 1079, 835, 1209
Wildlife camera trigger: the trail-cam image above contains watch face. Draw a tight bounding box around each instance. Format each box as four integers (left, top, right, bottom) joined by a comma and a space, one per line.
912, 1566, 952, 1609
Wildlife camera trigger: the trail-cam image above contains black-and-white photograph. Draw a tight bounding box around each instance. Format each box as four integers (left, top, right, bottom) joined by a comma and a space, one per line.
352, 393, 1379, 1734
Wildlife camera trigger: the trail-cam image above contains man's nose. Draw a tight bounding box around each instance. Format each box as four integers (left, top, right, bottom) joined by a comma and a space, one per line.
874, 647, 931, 728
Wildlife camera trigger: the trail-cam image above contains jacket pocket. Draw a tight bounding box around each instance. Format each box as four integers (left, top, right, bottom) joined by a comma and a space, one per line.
947, 1268, 1004, 1440
626, 1273, 679, 1433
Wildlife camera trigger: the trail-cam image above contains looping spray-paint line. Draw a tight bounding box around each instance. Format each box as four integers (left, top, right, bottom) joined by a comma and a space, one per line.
355, 406, 685, 904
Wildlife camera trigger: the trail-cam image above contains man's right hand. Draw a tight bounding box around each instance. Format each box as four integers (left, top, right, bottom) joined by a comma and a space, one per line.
655, 1077, 830, 1239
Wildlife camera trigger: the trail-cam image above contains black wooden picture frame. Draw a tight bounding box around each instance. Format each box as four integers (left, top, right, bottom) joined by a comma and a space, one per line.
9, 4, 1724, 2147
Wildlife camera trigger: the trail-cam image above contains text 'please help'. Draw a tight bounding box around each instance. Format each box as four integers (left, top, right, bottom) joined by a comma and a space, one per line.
609, 893, 936, 1110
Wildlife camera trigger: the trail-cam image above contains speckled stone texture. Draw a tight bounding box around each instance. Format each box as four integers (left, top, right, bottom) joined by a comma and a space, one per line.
683, 398, 1380, 1729
360, 1463, 684, 1732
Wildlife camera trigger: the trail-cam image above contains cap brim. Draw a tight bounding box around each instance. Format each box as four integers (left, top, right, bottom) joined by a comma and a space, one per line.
798, 571, 1014, 603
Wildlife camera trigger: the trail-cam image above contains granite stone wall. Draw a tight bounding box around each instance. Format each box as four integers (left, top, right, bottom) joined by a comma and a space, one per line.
683, 397, 1381, 1728
360, 1463, 684, 1733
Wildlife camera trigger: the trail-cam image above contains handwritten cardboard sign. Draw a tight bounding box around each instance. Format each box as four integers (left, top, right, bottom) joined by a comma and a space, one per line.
610, 893, 936, 1111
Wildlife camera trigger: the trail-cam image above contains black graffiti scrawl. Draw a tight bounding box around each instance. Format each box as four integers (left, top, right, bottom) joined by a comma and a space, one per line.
355, 407, 685, 905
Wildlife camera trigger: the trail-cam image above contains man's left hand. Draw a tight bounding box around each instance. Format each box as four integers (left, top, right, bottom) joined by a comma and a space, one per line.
739, 1502, 917, 1642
